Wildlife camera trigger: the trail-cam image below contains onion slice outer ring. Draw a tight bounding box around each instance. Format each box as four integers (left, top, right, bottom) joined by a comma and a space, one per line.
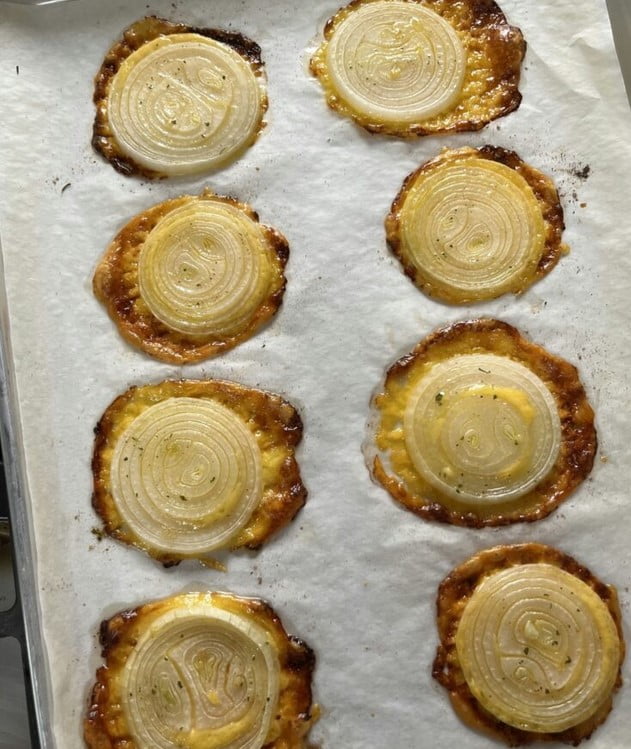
121, 600, 279, 748
137, 199, 275, 338
323, 1, 466, 124
109, 396, 263, 556
403, 354, 562, 504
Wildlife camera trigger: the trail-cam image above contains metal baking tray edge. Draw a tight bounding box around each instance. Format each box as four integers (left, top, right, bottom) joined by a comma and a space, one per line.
0, 236, 50, 749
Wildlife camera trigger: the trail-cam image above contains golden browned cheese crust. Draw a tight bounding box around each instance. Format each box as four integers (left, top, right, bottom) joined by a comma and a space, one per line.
433, 544, 625, 746
385, 146, 567, 303
310, 0, 525, 137
93, 190, 288, 364
371, 319, 597, 526
93, 16, 267, 179
92, 379, 306, 565
84, 592, 318, 749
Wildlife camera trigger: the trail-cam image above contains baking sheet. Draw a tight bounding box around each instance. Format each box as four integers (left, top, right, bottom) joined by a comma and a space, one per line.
1, 0, 631, 746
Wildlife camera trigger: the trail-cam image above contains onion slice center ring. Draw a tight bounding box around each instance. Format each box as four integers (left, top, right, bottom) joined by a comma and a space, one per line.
368, 319, 597, 527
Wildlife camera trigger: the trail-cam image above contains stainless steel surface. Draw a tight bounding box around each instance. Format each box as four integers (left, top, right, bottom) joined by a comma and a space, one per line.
0, 637, 30, 748
608, 0, 631, 103
0, 1, 74, 5
0, 545, 29, 749
0, 231, 48, 747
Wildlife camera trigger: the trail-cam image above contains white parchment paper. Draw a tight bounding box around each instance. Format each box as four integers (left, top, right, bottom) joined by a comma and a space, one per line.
1, 0, 631, 746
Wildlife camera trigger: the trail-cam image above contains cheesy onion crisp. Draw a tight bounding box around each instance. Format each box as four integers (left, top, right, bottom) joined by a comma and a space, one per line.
92, 380, 306, 566
368, 320, 597, 526
93, 190, 288, 364
85, 592, 317, 749
93, 17, 267, 178
386, 147, 567, 303
434, 544, 624, 745
310, 0, 525, 137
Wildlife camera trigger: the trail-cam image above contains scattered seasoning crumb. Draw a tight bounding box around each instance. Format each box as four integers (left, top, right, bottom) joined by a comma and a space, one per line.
91, 527, 105, 542
61, 182, 72, 195
16, 65, 19, 75
572, 164, 591, 180
580, 202, 587, 208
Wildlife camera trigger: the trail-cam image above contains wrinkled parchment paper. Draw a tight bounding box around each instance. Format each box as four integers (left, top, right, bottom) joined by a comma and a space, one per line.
1, 0, 631, 746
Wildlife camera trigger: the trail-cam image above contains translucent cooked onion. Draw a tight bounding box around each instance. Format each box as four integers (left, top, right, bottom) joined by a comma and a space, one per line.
107, 33, 264, 176
404, 354, 561, 504
138, 199, 273, 336
122, 595, 280, 749
324, 0, 466, 124
398, 157, 545, 300
455, 563, 621, 733
110, 397, 262, 555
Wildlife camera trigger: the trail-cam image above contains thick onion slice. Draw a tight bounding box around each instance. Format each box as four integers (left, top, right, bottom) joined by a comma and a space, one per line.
323, 1, 465, 124
386, 147, 567, 303
110, 397, 262, 556
456, 564, 621, 733
310, 0, 525, 137
92, 380, 307, 564
85, 592, 317, 749
369, 319, 597, 527
433, 544, 625, 745
124, 600, 278, 748
92, 190, 288, 364
138, 199, 274, 337
93, 18, 267, 178
403, 354, 561, 504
